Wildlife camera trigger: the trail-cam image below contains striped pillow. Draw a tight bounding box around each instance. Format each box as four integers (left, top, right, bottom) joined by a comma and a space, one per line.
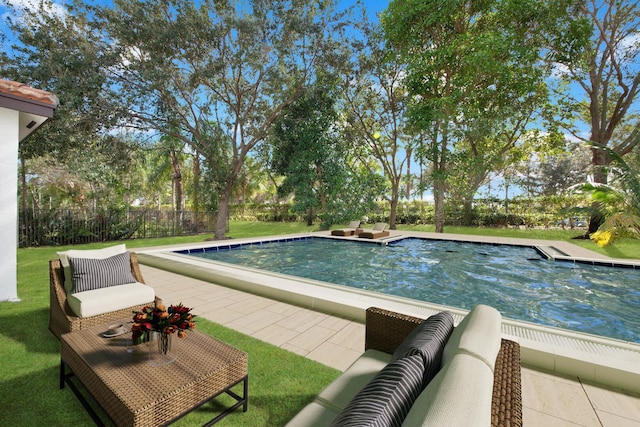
69, 252, 136, 294
391, 311, 454, 387
331, 352, 426, 427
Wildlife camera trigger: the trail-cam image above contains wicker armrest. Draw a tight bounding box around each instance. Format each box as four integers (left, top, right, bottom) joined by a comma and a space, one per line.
364, 307, 522, 427
365, 307, 424, 353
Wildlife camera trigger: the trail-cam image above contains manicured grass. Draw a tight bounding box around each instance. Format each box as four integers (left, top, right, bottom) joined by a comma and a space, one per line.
1, 226, 337, 426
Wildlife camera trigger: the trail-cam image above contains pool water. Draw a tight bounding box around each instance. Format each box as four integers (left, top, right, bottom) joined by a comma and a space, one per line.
184, 237, 640, 343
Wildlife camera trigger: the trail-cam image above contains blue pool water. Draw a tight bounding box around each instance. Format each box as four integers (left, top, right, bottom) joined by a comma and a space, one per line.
181, 237, 640, 342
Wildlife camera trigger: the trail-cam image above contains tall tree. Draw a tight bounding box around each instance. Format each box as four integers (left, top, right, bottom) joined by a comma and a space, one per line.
342, 25, 413, 230
2, 0, 133, 210
551, 0, 640, 234
269, 82, 379, 228
2, 1, 127, 158
90, 0, 354, 239
382, 0, 589, 232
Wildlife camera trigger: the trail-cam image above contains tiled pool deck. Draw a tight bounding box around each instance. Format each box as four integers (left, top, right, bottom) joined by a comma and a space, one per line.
137, 231, 640, 426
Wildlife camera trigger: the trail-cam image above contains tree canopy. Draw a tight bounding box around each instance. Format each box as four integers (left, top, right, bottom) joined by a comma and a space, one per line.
4, 0, 640, 242
382, 0, 590, 232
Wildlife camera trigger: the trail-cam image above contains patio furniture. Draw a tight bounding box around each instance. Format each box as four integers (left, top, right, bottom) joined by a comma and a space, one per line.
331, 220, 361, 236
60, 322, 248, 426
49, 250, 161, 340
286, 305, 522, 427
358, 222, 390, 239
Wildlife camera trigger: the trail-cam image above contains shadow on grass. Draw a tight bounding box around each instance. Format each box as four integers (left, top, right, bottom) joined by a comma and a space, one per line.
0, 306, 59, 354
0, 363, 317, 426
0, 365, 95, 426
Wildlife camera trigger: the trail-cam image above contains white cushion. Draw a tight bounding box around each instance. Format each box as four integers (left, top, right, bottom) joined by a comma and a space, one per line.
442, 304, 502, 370
402, 353, 494, 427
316, 349, 391, 411
284, 401, 340, 427
67, 282, 155, 318
58, 244, 128, 293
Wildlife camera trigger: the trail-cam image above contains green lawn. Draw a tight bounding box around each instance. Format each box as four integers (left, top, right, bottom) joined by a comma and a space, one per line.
0, 225, 338, 426
1, 220, 637, 426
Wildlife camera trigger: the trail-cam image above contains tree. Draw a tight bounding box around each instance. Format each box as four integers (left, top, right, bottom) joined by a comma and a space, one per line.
1, 1, 132, 158
89, 0, 354, 239
269, 82, 379, 228
551, 0, 640, 234
342, 25, 413, 230
382, 0, 589, 232
21, 133, 145, 210
538, 143, 592, 196
2, 0, 136, 210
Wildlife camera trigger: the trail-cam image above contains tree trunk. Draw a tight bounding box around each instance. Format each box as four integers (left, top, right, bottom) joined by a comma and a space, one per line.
214, 187, 230, 240
192, 154, 201, 212
389, 194, 398, 229
591, 146, 609, 185
306, 207, 314, 226
586, 146, 609, 236
433, 128, 447, 233
504, 181, 509, 215
171, 151, 184, 212
462, 198, 473, 227
434, 179, 445, 233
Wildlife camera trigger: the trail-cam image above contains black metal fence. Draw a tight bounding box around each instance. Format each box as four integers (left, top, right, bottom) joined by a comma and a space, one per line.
18, 197, 585, 247
18, 208, 217, 247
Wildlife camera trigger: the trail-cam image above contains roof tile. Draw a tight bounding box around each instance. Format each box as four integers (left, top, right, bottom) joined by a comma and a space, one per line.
0, 79, 59, 107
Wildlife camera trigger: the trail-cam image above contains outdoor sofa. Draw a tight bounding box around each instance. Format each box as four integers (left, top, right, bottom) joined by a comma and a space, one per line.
49, 244, 161, 340
286, 305, 522, 427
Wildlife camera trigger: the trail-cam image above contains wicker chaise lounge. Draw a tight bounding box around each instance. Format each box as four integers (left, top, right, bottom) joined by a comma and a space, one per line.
331, 220, 361, 236
358, 222, 390, 239
49, 251, 161, 340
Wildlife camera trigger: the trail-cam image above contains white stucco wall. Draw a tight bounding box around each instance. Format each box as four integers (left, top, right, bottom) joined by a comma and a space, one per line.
0, 107, 19, 301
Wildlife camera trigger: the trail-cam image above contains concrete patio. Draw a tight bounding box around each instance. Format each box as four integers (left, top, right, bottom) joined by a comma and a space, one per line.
140, 255, 640, 427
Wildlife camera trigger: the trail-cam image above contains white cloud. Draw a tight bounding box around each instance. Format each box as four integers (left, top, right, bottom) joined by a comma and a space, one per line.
550, 62, 570, 79
2, 0, 67, 25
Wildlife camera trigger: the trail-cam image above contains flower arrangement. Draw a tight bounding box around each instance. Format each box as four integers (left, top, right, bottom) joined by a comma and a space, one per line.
131, 303, 196, 342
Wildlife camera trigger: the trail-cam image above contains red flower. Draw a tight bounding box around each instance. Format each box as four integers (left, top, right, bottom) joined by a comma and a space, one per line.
131, 302, 196, 340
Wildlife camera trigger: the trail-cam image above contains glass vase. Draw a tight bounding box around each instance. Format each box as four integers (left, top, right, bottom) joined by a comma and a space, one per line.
147, 331, 175, 366
157, 331, 172, 355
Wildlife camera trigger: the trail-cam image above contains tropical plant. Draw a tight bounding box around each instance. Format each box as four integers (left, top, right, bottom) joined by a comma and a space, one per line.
571, 145, 640, 246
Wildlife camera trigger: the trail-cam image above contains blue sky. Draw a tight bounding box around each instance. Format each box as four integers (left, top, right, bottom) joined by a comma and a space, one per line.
1, 0, 389, 54
1, 0, 389, 23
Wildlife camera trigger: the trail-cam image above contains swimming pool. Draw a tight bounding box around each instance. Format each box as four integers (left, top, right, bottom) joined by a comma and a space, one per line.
179, 236, 640, 343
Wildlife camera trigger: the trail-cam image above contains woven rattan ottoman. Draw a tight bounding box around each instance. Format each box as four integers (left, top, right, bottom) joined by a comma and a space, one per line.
60, 323, 248, 426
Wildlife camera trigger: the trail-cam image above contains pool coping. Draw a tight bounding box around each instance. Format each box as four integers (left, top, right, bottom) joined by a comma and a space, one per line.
136, 231, 640, 393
